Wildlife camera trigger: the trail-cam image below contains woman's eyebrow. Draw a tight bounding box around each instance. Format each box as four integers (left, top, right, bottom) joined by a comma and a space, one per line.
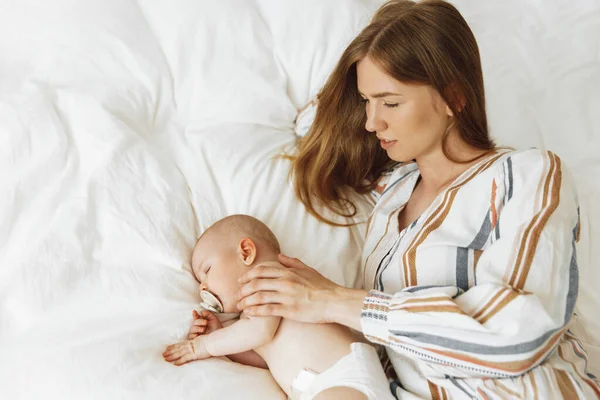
358, 90, 402, 98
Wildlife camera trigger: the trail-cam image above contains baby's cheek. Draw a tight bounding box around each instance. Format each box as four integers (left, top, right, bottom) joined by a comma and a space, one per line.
222, 283, 240, 310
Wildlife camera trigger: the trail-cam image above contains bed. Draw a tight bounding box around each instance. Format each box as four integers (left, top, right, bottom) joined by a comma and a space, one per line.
0, 1, 598, 399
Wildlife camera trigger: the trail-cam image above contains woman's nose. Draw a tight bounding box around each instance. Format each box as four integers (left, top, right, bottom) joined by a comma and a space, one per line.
365, 105, 387, 133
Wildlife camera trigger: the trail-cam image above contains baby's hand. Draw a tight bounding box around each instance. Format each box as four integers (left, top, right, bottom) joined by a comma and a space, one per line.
188, 309, 222, 340
163, 336, 211, 366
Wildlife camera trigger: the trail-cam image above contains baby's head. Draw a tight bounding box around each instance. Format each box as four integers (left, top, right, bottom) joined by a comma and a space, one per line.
190, 214, 280, 313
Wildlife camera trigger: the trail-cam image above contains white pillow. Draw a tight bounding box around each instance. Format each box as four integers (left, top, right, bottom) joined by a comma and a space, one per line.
168, 123, 371, 288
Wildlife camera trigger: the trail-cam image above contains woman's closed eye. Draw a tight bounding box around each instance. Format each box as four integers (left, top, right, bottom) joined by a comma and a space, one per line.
359, 97, 399, 108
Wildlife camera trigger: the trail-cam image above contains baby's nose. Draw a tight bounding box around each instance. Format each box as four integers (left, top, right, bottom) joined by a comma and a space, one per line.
199, 282, 208, 291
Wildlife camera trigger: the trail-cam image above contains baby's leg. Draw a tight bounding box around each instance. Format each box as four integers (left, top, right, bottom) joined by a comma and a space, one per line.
313, 386, 367, 400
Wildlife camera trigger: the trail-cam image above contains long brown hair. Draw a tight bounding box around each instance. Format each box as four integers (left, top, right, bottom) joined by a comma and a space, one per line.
291, 0, 495, 226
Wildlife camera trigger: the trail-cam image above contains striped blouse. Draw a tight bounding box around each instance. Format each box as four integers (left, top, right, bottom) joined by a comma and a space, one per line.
359, 149, 600, 399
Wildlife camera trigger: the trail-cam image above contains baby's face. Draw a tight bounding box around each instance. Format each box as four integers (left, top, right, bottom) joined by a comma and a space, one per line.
190, 234, 246, 313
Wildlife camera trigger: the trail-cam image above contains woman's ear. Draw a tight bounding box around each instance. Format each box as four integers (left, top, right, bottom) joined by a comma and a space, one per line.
444, 82, 466, 116
237, 238, 257, 266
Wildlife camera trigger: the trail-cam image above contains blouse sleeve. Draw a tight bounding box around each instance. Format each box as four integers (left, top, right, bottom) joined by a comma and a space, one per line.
360, 149, 581, 378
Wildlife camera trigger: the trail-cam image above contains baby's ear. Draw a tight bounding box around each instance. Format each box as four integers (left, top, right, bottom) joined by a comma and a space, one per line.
237, 238, 257, 266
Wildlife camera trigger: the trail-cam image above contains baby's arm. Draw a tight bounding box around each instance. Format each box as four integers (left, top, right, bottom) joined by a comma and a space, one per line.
204, 316, 281, 357
163, 316, 280, 367
187, 310, 268, 368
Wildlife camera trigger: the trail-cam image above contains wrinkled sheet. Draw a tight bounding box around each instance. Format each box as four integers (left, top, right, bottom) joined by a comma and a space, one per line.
0, 0, 598, 399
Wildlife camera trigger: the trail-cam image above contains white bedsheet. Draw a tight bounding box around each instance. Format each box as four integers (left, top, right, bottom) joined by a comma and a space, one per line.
0, 0, 598, 399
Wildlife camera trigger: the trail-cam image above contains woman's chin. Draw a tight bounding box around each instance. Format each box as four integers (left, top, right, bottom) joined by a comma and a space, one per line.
387, 151, 413, 164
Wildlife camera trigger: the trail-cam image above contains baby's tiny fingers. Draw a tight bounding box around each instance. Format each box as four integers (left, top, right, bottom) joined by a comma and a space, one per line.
165, 348, 187, 362
163, 352, 179, 362
163, 342, 186, 356
163, 345, 178, 355
163, 348, 177, 358
199, 310, 216, 319
190, 325, 206, 334
193, 318, 208, 327
174, 352, 195, 366
195, 326, 208, 333
188, 333, 199, 340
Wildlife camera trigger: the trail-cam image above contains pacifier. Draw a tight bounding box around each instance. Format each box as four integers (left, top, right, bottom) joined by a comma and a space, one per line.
199, 290, 224, 313
199, 289, 240, 322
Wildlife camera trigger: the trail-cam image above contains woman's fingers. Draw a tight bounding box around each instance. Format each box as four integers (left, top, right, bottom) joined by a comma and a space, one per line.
277, 254, 307, 269
244, 304, 289, 319
237, 291, 289, 311
238, 262, 289, 284
237, 277, 293, 301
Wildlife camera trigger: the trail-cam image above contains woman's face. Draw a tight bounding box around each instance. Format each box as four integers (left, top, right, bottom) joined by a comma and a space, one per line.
356, 57, 453, 163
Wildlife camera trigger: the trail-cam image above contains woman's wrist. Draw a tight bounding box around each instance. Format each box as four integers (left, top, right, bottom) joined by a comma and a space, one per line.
324, 286, 368, 331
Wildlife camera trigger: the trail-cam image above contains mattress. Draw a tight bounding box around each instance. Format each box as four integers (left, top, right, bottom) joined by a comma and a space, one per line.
0, 0, 597, 398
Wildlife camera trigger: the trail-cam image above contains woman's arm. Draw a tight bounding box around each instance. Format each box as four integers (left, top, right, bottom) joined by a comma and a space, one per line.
326, 286, 369, 331
360, 150, 581, 378
237, 150, 581, 379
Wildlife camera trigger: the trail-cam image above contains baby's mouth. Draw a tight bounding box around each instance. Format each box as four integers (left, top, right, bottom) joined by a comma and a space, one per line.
199, 289, 224, 313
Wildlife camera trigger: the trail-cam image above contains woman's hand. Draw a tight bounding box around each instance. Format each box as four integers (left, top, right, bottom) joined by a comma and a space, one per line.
236, 254, 345, 324
188, 309, 222, 340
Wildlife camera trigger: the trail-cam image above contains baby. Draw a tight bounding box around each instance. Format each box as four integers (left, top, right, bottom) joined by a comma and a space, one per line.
162, 214, 393, 400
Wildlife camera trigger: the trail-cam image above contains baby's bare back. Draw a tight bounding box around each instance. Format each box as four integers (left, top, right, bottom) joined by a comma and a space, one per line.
254, 319, 360, 396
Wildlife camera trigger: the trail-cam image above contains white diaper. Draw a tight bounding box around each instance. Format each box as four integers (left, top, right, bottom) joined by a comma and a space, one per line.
291, 342, 395, 400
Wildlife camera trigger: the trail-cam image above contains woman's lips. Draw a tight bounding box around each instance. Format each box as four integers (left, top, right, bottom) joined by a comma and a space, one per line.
380, 139, 397, 149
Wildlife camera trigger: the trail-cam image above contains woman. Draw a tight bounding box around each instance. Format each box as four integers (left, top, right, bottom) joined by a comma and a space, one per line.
237, 0, 599, 398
